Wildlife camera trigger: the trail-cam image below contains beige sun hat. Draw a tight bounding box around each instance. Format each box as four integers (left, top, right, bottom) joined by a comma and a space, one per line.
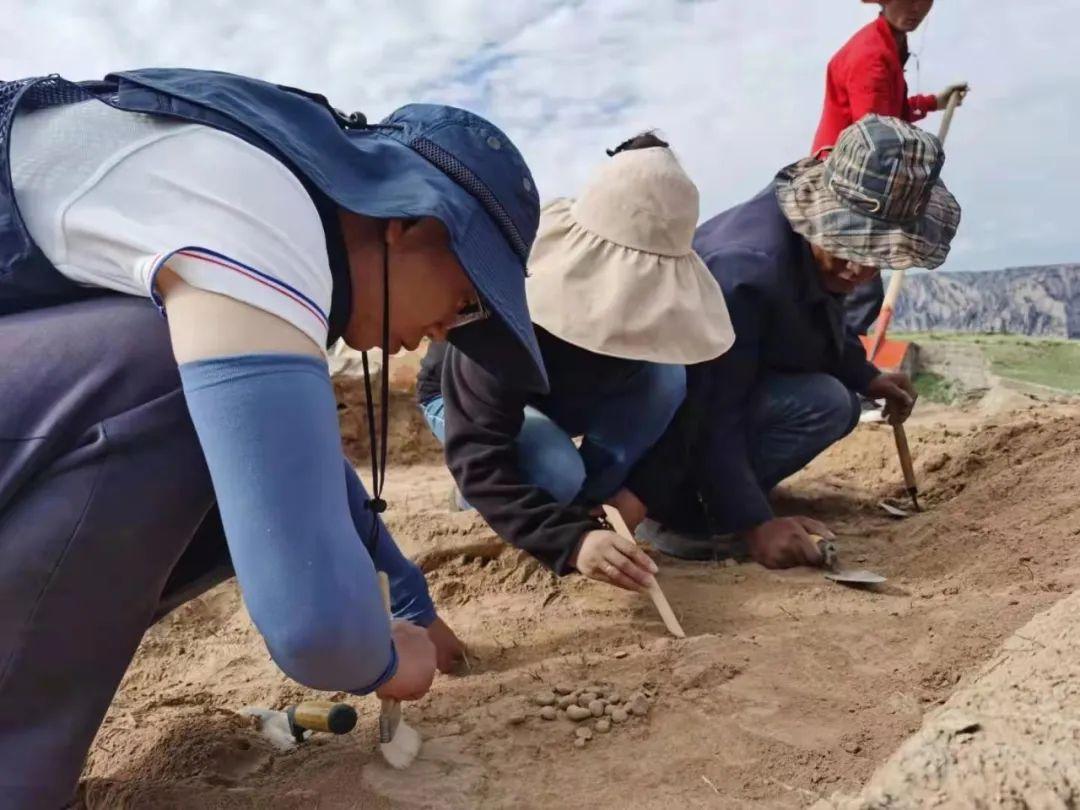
525, 147, 734, 364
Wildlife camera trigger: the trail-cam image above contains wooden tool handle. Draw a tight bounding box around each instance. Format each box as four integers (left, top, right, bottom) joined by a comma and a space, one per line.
868, 270, 904, 362
938, 88, 962, 144
377, 572, 398, 717
893, 423, 918, 490
808, 534, 837, 570
378, 571, 392, 615
291, 701, 358, 735
603, 507, 686, 639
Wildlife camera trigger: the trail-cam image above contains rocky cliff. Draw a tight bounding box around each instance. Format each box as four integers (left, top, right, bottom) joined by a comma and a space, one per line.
891, 264, 1080, 338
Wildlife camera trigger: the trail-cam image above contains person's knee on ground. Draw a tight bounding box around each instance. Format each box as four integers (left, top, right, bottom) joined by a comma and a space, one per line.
516, 407, 587, 504
637, 363, 688, 433
807, 373, 861, 443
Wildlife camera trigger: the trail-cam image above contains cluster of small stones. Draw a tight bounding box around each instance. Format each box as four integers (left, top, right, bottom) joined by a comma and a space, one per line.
529, 683, 654, 748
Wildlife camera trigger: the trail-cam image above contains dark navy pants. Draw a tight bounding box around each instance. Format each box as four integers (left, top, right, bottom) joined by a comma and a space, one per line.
649, 371, 860, 536
0, 297, 229, 809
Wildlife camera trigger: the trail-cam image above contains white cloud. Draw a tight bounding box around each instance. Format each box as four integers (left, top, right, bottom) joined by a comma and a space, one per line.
4, 0, 1078, 271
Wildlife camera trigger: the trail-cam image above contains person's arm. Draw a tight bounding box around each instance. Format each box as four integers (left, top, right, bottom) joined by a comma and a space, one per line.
162, 273, 433, 699
908, 92, 939, 121
631, 250, 774, 535
441, 347, 602, 574
694, 324, 774, 534
342, 460, 435, 627
683, 251, 775, 535
847, 54, 898, 122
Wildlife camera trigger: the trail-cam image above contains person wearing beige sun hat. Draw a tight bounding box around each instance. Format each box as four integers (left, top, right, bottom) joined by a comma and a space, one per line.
525, 139, 733, 364
418, 132, 733, 593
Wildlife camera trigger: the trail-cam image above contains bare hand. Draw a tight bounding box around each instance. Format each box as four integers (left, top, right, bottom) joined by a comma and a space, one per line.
744, 516, 831, 569
376, 620, 436, 702
426, 616, 467, 675
570, 530, 658, 592
606, 488, 648, 533
866, 372, 917, 424
936, 82, 969, 109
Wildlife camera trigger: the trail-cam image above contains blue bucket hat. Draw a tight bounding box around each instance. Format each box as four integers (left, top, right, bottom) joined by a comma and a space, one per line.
109, 69, 548, 392
371, 104, 547, 391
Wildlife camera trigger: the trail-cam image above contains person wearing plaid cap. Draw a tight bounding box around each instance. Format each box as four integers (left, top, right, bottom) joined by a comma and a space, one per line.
615, 115, 961, 568
813, 0, 967, 335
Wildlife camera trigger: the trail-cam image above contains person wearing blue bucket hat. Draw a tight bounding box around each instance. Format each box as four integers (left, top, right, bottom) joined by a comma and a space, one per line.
0, 69, 543, 808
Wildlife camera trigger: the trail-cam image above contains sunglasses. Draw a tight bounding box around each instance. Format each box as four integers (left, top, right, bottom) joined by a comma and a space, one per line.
448, 296, 490, 331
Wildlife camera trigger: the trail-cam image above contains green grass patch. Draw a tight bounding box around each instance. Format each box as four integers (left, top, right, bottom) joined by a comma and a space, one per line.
913, 371, 957, 403
893, 332, 1080, 393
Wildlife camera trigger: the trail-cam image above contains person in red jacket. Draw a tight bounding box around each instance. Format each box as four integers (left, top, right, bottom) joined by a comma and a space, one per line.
813, 0, 967, 335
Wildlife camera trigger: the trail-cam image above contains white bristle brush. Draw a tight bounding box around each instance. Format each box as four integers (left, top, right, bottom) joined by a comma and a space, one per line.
377, 572, 422, 769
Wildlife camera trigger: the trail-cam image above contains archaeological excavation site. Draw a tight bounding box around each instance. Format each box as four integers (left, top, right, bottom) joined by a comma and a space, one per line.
76, 345, 1080, 809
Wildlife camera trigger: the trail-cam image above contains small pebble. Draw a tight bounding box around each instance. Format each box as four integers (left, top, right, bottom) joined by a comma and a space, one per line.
574, 738, 587, 749
553, 684, 575, 695
566, 705, 592, 721
576, 727, 593, 741
611, 708, 629, 723
607, 691, 622, 704
577, 692, 598, 708
507, 712, 527, 726
613, 650, 628, 659
629, 696, 650, 717
589, 700, 606, 717
604, 704, 615, 716
533, 691, 556, 707
540, 706, 557, 721
556, 694, 576, 709
595, 719, 611, 733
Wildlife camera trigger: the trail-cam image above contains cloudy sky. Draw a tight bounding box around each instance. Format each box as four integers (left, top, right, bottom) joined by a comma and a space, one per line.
5, 0, 1077, 272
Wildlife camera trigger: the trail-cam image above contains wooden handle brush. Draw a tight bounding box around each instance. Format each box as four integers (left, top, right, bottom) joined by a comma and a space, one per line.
377, 572, 421, 769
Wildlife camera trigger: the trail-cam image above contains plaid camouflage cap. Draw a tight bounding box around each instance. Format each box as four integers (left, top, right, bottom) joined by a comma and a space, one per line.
775, 114, 961, 270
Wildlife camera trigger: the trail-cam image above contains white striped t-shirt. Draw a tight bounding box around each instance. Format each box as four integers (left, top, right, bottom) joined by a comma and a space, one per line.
10, 99, 333, 347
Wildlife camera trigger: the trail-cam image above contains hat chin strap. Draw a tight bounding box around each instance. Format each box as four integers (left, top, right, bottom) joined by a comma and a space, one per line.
360, 230, 390, 548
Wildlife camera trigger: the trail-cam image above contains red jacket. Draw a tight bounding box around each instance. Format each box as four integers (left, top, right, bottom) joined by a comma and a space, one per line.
811, 14, 938, 157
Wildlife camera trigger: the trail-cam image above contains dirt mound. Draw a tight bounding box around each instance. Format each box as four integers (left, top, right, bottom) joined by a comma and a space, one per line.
80, 403, 1080, 808
817, 587, 1080, 809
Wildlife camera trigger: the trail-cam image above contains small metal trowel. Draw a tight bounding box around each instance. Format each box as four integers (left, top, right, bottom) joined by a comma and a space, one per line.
240, 700, 358, 751
813, 536, 887, 587
878, 499, 913, 519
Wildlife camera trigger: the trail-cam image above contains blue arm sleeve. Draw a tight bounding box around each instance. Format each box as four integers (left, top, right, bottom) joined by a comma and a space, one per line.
342, 460, 436, 626
178, 353, 396, 694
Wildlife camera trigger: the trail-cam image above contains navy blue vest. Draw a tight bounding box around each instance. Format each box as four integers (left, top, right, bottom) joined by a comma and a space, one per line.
0, 74, 361, 344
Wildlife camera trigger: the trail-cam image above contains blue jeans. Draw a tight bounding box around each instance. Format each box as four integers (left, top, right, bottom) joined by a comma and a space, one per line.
749, 372, 861, 491
421, 362, 687, 506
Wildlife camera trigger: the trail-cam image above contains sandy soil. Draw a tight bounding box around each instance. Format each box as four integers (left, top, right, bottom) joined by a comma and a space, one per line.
78, 395, 1080, 809
816, 585, 1080, 809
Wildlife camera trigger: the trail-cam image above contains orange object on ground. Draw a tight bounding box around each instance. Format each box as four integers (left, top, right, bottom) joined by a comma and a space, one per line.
860, 334, 910, 373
